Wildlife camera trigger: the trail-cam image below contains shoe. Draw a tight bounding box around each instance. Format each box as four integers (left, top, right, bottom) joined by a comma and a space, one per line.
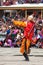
25, 59, 29, 61
23, 52, 29, 61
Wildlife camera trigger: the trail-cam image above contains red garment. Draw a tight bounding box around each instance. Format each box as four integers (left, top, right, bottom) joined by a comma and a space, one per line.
24, 21, 35, 40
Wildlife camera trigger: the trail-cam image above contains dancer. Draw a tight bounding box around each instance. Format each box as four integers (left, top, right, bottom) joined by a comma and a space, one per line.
20, 15, 36, 61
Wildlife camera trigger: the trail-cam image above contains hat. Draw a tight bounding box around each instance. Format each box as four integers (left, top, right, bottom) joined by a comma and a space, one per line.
28, 15, 34, 21
28, 15, 36, 23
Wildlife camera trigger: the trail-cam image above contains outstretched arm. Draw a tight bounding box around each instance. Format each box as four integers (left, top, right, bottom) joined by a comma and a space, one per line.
12, 19, 26, 27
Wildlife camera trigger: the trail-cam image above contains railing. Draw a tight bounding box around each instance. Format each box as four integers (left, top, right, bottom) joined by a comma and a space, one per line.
0, 4, 43, 10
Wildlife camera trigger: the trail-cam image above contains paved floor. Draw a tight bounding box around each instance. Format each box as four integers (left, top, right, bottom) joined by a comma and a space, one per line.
0, 47, 43, 65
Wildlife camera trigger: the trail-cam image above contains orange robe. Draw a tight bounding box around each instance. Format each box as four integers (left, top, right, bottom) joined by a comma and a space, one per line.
20, 21, 35, 54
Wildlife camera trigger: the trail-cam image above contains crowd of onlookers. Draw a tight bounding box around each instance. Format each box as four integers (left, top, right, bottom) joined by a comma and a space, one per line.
0, 11, 43, 48
0, 0, 43, 6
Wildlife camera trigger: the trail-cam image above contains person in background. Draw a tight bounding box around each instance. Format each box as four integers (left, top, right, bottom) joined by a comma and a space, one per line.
9, 0, 13, 5
31, 0, 37, 3
13, 0, 19, 5
37, 0, 42, 3
18, 0, 25, 4
41, 0, 43, 3
25, 0, 31, 3
39, 28, 43, 48
2, 14, 6, 23
0, 0, 1, 6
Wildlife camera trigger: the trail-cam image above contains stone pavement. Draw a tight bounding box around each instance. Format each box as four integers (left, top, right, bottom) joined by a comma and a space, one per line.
0, 47, 43, 65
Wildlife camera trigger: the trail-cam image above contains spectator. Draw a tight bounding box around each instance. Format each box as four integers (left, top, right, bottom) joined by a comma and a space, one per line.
31, 0, 37, 3
13, 0, 19, 5
41, 0, 43, 3
37, 0, 42, 3
18, 0, 25, 4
